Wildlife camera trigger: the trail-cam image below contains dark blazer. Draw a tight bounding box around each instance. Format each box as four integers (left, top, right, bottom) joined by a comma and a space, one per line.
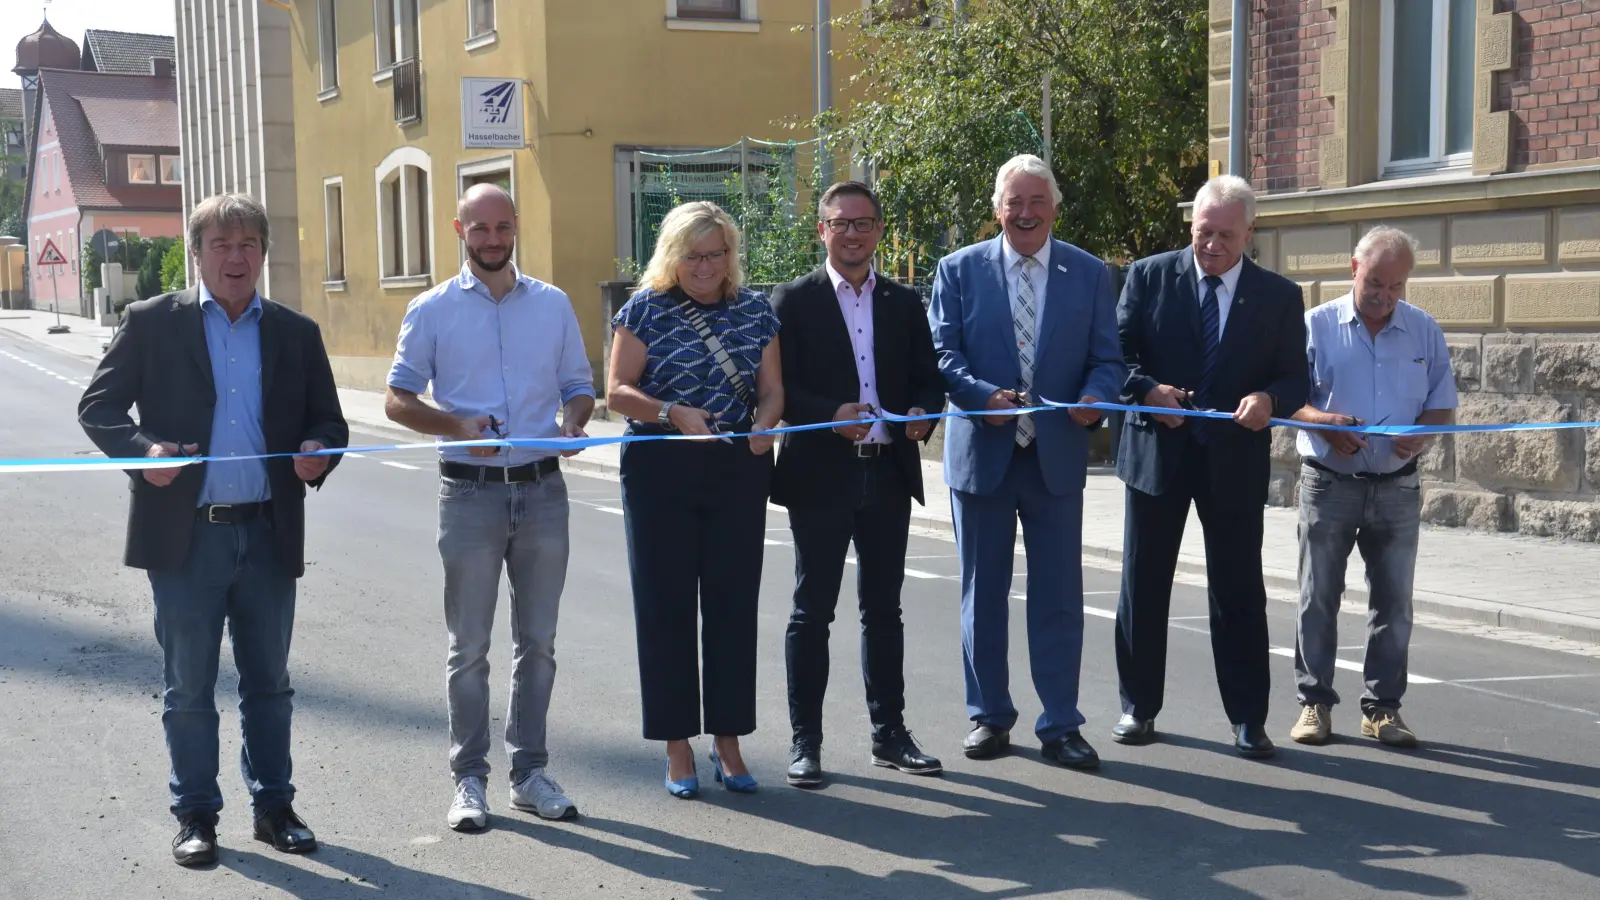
1115, 247, 1308, 506
769, 267, 946, 508
78, 288, 348, 576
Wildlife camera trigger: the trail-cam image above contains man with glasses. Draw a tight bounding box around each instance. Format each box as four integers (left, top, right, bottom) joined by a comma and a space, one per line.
769, 181, 948, 787
385, 184, 595, 831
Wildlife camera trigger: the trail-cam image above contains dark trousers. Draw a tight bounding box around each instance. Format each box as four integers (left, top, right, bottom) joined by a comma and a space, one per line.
147, 515, 297, 823
620, 436, 772, 741
1115, 439, 1271, 726
785, 455, 912, 744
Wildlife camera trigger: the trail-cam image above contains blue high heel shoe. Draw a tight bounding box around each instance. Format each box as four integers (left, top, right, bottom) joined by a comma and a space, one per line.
709, 749, 758, 793
665, 758, 699, 799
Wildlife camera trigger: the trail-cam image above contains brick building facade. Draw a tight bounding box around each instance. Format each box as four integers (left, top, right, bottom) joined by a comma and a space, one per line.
1209, 0, 1600, 540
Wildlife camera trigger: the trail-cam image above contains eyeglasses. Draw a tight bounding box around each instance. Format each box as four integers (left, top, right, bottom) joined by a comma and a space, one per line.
683, 249, 729, 265
824, 217, 881, 234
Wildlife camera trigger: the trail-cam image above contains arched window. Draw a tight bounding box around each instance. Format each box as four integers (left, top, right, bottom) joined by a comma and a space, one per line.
374, 146, 433, 283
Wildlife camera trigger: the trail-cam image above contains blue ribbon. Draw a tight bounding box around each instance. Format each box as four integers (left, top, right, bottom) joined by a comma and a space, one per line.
4, 399, 1586, 474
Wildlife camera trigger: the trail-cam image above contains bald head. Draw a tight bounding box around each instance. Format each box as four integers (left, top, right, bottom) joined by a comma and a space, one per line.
455, 183, 518, 275
457, 183, 516, 223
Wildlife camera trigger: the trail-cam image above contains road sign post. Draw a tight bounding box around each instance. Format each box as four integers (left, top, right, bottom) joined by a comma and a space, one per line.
36, 238, 70, 334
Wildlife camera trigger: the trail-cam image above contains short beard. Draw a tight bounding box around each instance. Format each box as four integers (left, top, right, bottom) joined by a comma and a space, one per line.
467, 244, 513, 273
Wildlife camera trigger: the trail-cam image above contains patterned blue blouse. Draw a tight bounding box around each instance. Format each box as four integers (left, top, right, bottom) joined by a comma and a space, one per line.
612, 286, 780, 427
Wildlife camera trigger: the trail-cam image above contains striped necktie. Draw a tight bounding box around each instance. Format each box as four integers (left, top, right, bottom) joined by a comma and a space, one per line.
1012, 256, 1039, 447
1193, 274, 1223, 444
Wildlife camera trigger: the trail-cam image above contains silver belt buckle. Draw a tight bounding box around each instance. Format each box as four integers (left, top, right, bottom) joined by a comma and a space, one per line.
207, 504, 231, 524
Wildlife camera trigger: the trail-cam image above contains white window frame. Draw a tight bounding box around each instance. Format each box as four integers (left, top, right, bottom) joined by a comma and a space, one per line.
128, 154, 157, 185
374, 146, 434, 287
317, 0, 340, 100
323, 175, 348, 288
159, 155, 182, 184
666, 0, 759, 33
466, 0, 497, 50
1378, 0, 1474, 178
455, 154, 517, 268
373, 0, 419, 81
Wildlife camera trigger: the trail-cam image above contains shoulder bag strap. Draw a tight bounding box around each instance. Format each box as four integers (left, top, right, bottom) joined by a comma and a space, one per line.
676, 298, 757, 408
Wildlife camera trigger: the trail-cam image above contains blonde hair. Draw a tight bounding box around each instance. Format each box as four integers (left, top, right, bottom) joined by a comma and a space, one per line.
639, 201, 745, 297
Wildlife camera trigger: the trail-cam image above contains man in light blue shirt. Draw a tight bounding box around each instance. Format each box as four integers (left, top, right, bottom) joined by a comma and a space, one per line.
198, 283, 269, 505
1288, 225, 1456, 751
386, 184, 594, 831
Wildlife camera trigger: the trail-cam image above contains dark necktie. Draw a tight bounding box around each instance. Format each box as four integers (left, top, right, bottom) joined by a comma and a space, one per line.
1193, 275, 1223, 444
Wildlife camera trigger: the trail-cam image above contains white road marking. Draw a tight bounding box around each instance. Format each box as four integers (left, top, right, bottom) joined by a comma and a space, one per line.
3, 350, 87, 389
903, 568, 942, 579
1448, 674, 1598, 683
345, 451, 421, 471
763, 538, 786, 545
1268, 646, 1442, 684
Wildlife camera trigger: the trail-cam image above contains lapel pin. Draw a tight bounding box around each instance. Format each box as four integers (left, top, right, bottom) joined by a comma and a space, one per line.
1056, 264, 1068, 273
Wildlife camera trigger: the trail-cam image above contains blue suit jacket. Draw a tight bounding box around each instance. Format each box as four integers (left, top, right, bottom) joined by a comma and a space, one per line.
929, 236, 1126, 497
1115, 248, 1309, 507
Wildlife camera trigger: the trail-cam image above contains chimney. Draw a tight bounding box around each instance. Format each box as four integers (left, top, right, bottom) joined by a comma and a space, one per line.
151, 57, 174, 77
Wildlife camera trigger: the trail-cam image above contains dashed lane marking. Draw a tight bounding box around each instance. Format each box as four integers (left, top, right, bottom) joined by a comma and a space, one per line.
1, 350, 87, 390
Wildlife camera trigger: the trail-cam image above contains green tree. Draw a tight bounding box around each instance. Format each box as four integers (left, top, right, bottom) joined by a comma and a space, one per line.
160, 239, 187, 292
821, 0, 1208, 265
137, 237, 177, 300
0, 154, 23, 237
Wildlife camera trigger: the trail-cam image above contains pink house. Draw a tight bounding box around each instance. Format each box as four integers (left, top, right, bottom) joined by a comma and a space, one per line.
18, 25, 182, 316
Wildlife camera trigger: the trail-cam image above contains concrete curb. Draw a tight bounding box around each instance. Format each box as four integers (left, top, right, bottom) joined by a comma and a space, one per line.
350, 415, 1600, 649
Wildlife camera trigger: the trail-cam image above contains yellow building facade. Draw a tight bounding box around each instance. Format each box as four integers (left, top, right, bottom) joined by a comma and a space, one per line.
288, 0, 836, 390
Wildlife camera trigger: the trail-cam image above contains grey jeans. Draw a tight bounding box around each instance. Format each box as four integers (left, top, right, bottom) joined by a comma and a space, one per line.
439, 471, 569, 782
1294, 461, 1421, 712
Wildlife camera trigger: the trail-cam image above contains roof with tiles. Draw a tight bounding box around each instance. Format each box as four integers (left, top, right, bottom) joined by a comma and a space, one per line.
81, 30, 176, 75
0, 88, 22, 123
35, 68, 181, 211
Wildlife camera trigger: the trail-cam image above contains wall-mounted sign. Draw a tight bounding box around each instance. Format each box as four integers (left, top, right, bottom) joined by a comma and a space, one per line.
462, 78, 524, 149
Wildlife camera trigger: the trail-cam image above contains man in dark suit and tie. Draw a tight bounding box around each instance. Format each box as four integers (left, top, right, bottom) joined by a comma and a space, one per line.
1112, 175, 1309, 758
928, 155, 1125, 768
79, 193, 348, 866
770, 182, 948, 787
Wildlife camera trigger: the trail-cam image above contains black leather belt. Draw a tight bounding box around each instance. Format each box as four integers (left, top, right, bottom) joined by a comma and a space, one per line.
196, 501, 269, 525
1304, 458, 1417, 481
440, 458, 559, 484
853, 443, 889, 458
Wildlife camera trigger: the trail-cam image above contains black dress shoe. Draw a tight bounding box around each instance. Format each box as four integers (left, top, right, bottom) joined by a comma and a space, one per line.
787, 737, 823, 788
1233, 723, 1276, 759
1111, 714, 1156, 745
871, 727, 943, 776
963, 724, 1011, 759
172, 815, 218, 867
1040, 732, 1101, 770
253, 805, 318, 854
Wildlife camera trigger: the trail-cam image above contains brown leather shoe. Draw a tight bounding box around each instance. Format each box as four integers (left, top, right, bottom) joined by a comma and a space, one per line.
1289, 704, 1332, 745
1361, 709, 1418, 748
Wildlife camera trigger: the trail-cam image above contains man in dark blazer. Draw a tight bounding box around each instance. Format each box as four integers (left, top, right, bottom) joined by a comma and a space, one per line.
928, 155, 1125, 769
78, 193, 348, 867
1112, 175, 1309, 758
770, 182, 948, 787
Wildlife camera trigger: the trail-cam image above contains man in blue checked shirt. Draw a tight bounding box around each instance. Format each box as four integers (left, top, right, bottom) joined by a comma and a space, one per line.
385, 184, 595, 832
1288, 225, 1457, 750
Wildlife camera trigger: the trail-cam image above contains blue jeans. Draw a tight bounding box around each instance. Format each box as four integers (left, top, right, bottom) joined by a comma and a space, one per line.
147, 516, 297, 822
438, 472, 569, 783
1294, 462, 1421, 712
951, 445, 1087, 742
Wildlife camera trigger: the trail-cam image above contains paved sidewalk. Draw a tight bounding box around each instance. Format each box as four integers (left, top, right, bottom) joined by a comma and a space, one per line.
5, 302, 1595, 650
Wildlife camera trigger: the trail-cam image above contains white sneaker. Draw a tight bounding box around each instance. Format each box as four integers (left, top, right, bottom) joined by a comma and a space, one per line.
447, 776, 489, 831
509, 768, 578, 820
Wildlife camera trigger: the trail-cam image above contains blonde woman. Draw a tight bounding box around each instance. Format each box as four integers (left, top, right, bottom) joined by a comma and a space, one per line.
608, 202, 783, 797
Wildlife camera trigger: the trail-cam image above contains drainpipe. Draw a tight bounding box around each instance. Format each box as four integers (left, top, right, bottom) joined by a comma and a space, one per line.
1228, 0, 1248, 178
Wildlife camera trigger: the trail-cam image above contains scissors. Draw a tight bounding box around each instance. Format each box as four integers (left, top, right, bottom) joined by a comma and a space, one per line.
486, 415, 508, 453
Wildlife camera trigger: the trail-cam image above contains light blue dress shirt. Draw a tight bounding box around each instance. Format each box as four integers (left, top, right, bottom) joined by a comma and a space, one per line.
1297, 293, 1458, 474
388, 263, 596, 466
197, 283, 270, 505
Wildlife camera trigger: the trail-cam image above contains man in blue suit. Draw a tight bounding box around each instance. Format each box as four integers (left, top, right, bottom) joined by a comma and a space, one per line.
1112, 175, 1309, 759
928, 154, 1125, 768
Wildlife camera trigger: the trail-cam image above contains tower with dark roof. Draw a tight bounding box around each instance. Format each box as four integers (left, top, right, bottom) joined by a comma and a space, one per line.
12, 17, 80, 151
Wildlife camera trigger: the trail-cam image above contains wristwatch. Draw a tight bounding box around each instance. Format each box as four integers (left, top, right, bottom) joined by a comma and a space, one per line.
658, 401, 676, 429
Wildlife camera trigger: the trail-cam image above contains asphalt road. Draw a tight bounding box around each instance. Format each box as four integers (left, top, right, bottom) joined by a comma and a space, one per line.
2, 329, 1598, 900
